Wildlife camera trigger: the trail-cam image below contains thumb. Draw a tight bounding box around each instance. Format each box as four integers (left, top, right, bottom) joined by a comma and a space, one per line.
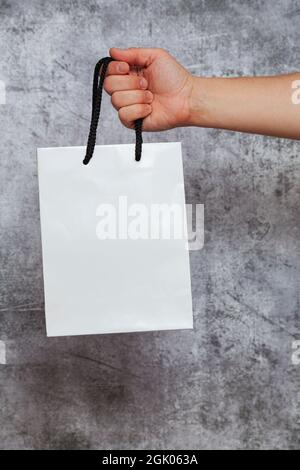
109, 47, 164, 67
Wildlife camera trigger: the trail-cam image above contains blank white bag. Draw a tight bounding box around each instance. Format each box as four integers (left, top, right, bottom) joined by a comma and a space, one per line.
37, 142, 193, 336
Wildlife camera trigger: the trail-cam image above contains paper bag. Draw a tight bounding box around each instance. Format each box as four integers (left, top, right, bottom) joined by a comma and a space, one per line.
37, 142, 193, 336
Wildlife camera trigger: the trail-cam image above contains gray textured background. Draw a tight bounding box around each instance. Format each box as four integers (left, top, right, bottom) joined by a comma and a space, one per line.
0, 0, 299, 450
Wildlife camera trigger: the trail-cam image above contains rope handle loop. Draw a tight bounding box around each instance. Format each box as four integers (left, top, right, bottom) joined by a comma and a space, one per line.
83, 57, 143, 165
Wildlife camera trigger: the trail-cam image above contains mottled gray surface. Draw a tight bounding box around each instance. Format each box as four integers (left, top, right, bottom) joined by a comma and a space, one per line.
0, 0, 299, 450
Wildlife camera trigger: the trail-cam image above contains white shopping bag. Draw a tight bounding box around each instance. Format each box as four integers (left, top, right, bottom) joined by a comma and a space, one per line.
37, 142, 193, 336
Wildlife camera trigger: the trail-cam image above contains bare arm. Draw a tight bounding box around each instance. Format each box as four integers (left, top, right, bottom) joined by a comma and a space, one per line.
104, 47, 300, 140
190, 74, 300, 139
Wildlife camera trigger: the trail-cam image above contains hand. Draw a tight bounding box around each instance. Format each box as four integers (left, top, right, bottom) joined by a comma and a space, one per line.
104, 47, 194, 131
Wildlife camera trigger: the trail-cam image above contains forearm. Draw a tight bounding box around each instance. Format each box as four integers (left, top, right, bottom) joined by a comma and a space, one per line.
189, 73, 300, 139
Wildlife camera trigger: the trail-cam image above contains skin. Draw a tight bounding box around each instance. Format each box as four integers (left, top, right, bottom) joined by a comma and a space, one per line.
104, 47, 300, 140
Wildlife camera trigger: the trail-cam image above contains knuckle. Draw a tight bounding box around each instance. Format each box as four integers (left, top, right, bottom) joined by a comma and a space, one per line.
136, 104, 149, 116
107, 63, 114, 75
118, 112, 131, 129
111, 92, 119, 108
103, 76, 113, 93
118, 107, 127, 122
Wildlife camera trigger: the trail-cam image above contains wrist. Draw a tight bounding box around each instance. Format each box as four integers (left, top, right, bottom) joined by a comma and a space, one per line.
187, 76, 216, 128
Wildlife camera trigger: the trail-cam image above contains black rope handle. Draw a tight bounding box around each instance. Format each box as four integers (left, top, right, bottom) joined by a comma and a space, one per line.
83, 57, 143, 165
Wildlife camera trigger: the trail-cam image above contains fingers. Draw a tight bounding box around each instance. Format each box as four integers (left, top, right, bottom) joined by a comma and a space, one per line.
104, 74, 148, 95
111, 90, 153, 110
106, 61, 129, 76
119, 104, 152, 128
109, 47, 167, 67
105, 48, 159, 128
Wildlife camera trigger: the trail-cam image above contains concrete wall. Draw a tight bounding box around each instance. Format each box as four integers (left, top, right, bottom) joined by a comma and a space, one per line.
0, 0, 299, 449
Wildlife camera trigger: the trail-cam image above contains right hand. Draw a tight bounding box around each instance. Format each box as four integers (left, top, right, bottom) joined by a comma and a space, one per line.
104, 47, 194, 132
